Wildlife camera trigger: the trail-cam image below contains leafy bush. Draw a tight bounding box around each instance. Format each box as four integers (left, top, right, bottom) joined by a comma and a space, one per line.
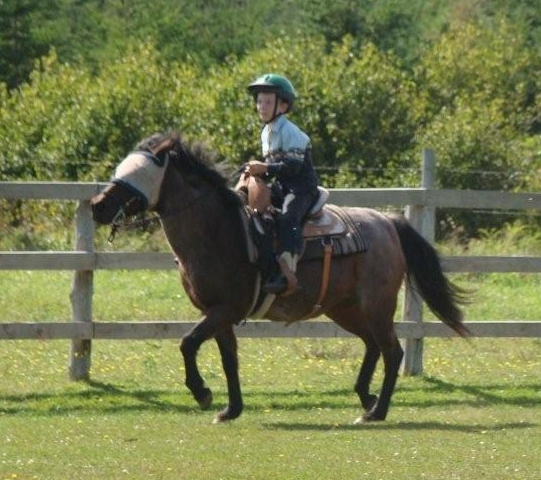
2, 17, 541, 245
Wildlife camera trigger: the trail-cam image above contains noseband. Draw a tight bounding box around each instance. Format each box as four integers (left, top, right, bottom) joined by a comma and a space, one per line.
107, 200, 128, 243
107, 193, 157, 243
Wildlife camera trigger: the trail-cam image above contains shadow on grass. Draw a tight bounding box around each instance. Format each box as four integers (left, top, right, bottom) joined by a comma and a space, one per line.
0, 379, 197, 416
1, 376, 540, 418
402, 375, 541, 408
261, 420, 537, 433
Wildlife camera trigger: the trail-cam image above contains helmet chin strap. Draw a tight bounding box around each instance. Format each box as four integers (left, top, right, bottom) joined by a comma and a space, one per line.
264, 97, 283, 124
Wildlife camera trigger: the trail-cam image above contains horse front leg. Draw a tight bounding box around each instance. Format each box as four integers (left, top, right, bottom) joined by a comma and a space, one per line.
180, 321, 214, 411
179, 312, 244, 422
213, 327, 243, 423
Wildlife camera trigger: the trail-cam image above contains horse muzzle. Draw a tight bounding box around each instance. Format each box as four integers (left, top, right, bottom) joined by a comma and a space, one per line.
91, 189, 119, 225
90, 183, 146, 225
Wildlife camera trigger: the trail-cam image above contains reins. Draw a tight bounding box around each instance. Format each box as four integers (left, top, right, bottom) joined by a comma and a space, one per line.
108, 208, 161, 243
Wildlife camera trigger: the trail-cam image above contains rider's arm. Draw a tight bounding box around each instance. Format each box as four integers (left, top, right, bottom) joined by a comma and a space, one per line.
266, 122, 310, 178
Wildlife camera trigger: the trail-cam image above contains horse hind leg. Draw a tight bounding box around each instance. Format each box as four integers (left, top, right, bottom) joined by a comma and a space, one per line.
329, 302, 404, 423
354, 273, 404, 422
327, 305, 387, 421
358, 328, 403, 423
354, 336, 381, 412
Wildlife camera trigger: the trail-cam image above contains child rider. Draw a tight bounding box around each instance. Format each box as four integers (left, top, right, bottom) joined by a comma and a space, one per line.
244, 73, 319, 295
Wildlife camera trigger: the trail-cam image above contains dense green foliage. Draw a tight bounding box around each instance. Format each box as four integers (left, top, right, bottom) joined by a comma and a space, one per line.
1, 0, 541, 240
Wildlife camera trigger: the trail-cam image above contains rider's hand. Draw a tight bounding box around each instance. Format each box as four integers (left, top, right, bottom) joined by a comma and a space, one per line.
245, 160, 268, 177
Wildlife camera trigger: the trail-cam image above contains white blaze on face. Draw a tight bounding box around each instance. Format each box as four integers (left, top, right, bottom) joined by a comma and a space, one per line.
113, 152, 169, 208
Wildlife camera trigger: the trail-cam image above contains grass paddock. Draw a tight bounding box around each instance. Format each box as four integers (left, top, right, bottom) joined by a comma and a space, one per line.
1, 336, 541, 480
2, 228, 541, 480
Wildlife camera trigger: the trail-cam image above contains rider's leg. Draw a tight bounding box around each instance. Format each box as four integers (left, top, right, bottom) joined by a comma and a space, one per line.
263, 193, 307, 295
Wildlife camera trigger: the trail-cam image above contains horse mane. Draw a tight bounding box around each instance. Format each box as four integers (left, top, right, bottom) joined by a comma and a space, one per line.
134, 131, 243, 208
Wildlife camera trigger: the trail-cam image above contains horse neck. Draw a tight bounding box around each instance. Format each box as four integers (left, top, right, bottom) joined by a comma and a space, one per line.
157, 171, 244, 264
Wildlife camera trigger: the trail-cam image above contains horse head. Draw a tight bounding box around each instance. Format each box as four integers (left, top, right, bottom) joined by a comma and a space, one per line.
91, 134, 178, 225
92, 132, 243, 227
91, 150, 169, 225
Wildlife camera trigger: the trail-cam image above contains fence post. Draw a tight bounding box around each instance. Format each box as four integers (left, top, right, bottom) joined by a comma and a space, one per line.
402, 149, 436, 375
68, 200, 94, 380
420, 149, 436, 244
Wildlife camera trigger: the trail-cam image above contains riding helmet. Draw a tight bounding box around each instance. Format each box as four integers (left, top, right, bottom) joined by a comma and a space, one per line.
247, 73, 297, 111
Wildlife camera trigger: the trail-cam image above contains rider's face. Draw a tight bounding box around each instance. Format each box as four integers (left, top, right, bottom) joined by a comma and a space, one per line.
256, 92, 277, 123
256, 92, 288, 122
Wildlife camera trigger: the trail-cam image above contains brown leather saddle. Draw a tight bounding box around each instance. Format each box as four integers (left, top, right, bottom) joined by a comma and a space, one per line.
235, 173, 367, 317
235, 173, 346, 240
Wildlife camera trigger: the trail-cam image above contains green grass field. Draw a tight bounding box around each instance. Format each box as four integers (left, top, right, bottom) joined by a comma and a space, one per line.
2, 225, 541, 479
1, 336, 540, 480
1, 268, 541, 479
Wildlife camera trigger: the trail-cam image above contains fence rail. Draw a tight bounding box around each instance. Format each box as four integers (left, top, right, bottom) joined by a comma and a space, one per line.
2, 150, 541, 379
3, 180, 541, 208
3, 251, 541, 272
2, 320, 541, 341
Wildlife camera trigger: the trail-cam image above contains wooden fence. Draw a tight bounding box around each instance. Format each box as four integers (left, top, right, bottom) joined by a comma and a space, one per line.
2, 151, 541, 380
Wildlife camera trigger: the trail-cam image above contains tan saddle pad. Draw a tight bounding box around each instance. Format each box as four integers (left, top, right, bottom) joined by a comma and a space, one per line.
301, 204, 368, 259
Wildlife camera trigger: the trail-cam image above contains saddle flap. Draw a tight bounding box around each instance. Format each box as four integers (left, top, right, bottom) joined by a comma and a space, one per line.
303, 207, 346, 238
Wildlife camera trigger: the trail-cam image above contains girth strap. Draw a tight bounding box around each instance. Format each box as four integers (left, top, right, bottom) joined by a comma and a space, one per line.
303, 237, 333, 319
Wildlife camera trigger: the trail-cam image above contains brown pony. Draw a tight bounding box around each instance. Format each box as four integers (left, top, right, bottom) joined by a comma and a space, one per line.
91, 132, 469, 424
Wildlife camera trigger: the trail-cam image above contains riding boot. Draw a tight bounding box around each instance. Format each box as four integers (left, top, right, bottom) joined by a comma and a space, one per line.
263, 252, 298, 295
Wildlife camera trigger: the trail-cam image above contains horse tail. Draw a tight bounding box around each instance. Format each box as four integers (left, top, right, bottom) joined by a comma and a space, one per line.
390, 214, 471, 338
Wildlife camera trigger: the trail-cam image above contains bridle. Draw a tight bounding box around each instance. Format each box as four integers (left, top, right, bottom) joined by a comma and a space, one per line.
105, 148, 165, 242
107, 195, 159, 243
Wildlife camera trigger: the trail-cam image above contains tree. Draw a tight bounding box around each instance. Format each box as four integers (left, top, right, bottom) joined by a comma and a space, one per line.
0, 0, 49, 88
416, 19, 541, 184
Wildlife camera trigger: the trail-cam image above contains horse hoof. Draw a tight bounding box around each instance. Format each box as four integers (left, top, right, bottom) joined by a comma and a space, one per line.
212, 415, 223, 424
355, 410, 386, 423
196, 388, 213, 410
212, 412, 230, 424
212, 406, 243, 423
353, 415, 365, 425
362, 394, 378, 412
